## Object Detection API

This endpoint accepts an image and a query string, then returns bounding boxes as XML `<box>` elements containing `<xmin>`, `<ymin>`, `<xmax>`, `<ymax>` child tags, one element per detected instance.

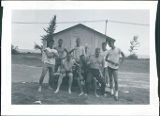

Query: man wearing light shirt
<box><xmin>38</xmin><ymin>40</ymin><xmax>58</xmax><ymax>92</ymax></box>
<box><xmin>105</xmin><ymin>39</ymin><xmax>125</xmax><ymax>101</ymax></box>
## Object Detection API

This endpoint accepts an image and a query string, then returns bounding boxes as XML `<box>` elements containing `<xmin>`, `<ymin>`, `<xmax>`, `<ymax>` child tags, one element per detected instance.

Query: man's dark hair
<box><xmin>58</xmin><ymin>39</ymin><xmax>63</xmax><ymax>42</ymax></box>
<box><xmin>95</xmin><ymin>48</ymin><xmax>100</xmax><ymax>52</ymax></box>
<box><xmin>47</xmin><ymin>40</ymin><xmax>54</xmax><ymax>47</ymax></box>
<box><xmin>102</xmin><ymin>42</ymin><xmax>106</xmax><ymax>46</ymax></box>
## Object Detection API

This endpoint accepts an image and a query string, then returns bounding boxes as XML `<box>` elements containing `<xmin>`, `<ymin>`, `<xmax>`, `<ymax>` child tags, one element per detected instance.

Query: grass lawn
<box><xmin>11</xmin><ymin>54</ymin><xmax>150</xmax><ymax>104</ymax></box>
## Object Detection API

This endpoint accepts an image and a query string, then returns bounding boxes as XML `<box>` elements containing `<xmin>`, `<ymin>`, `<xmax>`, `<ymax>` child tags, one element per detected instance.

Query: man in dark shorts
<box><xmin>86</xmin><ymin>48</ymin><xmax>106</xmax><ymax>97</ymax></box>
<box><xmin>54</xmin><ymin>39</ymin><xmax>66</xmax><ymax>72</ymax></box>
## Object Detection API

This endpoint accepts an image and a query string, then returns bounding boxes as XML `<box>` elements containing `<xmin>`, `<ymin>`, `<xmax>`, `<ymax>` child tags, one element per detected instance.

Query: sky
<box><xmin>12</xmin><ymin>10</ymin><xmax>149</xmax><ymax>57</ymax></box>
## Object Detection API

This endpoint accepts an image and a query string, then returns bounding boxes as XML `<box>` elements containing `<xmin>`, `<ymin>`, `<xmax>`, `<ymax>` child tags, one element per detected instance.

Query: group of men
<box><xmin>38</xmin><ymin>37</ymin><xmax>124</xmax><ymax>101</ymax></box>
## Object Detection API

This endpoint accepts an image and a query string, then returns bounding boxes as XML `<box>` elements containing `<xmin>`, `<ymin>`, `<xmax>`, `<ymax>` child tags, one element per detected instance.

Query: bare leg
<box><xmin>113</xmin><ymin>70</ymin><xmax>118</xmax><ymax>91</ymax></box>
<box><xmin>103</xmin><ymin>68</ymin><xmax>106</xmax><ymax>84</ymax></box>
<box><xmin>54</xmin><ymin>73</ymin><xmax>64</xmax><ymax>93</ymax></box>
<box><xmin>105</xmin><ymin>67</ymin><xmax>110</xmax><ymax>86</ymax></box>
<box><xmin>68</xmin><ymin>73</ymin><xmax>73</xmax><ymax>94</ymax></box>
<box><xmin>108</xmin><ymin>67</ymin><xmax>114</xmax><ymax>95</ymax></box>
<box><xmin>38</xmin><ymin>66</ymin><xmax>48</xmax><ymax>92</ymax></box>
<box><xmin>77</xmin><ymin>71</ymin><xmax>84</xmax><ymax>96</ymax></box>
<box><xmin>112</xmin><ymin>70</ymin><xmax>119</xmax><ymax>100</ymax></box>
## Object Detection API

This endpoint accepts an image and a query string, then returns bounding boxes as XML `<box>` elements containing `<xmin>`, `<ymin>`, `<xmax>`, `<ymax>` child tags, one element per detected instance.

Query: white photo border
<box><xmin>1</xmin><ymin>1</ymin><xmax>159</xmax><ymax>115</ymax></box>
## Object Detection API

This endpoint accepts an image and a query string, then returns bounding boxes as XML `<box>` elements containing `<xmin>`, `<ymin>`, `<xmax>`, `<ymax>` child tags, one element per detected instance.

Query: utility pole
<box><xmin>105</xmin><ymin>19</ymin><xmax>108</xmax><ymax>43</ymax></box>
<box><xmin>105</xmin><ymin>19</ymin><xmax>108</xmax><ymax>35</ymax></box>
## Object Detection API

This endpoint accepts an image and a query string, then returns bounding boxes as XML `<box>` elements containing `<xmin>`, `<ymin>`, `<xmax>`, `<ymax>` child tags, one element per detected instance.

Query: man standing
<box><xmin>86</xmin><ymin>48</ymin><xmax>106</xmax><ymax>97</ymax></box>
<box><xmin>73</xmin><ymin>38</ymin><xmax>86</xmax><ymax>96</ymax></box>
<box><xmin>105</xmin><ymin>39</ymin><xmax>125</xmax><ymax>100</ymax></box>
<box><xmin>38</xmin><ymin>40</ymin><xmax>58</xmax><ymax>92</ymax></box>
<box><xmin>101</xmin><ymin>42</ymin><xmax>109</xmax><ymax>87</ymax></box>
<box><xmin>54</xmin><ymin>39</ymin><xmax>66</xmax><ymax>72</ymax></box>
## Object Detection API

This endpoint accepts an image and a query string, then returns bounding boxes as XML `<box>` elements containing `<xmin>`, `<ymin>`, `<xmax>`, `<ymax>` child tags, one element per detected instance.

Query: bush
<box><xmin>11</xmin><ymin>45</ymin><xmax>19</xmax><ymax>55</ymax></box>
<box><xmin>127</xmin><ymin>54</ymin><xmax>138</xmax><ymax>59</ymax></box>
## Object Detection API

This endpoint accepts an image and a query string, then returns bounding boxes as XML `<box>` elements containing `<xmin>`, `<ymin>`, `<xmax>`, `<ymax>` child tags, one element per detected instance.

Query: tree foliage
<box><xmin>41</xmin><ymin>15</ymin><xmax>56</xmax><ymax>43</ymax></box>
<box><xmin>128</xmin><ymin>36</ymin><xmax>140</xmax><ymax>59</ymax></box>
<box><xmin>34</xmin><ymin>15</ymin><xmax>56</xmax><ymax>54</ymax></box>
<box><xmin>11</xmin><ymin>44</ymin><xmax>19</xmax><ymax>54</ymax></box>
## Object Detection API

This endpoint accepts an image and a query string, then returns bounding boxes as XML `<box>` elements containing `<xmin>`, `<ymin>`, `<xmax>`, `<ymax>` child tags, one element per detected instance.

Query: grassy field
<box><xmin>11</xmin><ymin>54</ymin><xmax>150</xmax><ymax>104</ymax></box>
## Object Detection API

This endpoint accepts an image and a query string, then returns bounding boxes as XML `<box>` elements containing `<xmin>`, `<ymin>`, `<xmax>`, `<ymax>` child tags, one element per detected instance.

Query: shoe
<box><xmin>84</xmin><ymin>93</ymin><xmax>88</xmax><ymax>96</ymax></box>
<box><xmin>95</xmin><ymin>93</ymin><xmax>100</xmax><ymax>98</ymax></box>
<box><xmin>48</xmin><ymin>86</ymin><xmax>53</xmax><ymax>90</ymax></box>
<box><xmin>104</xmin><ymin>93</ymin><xmax>107</xmax><ymax>97</ymax></box>
<box><xmin>79</xmin><ymin>92</ymin><xmax>84</xmax><ymax>96</ymax></box>
<box><xmin>38</xmin><ymin>86</ymin><xmax>42</xmax><ymax>92</ymax></box>
<box><xmin>114</xmin><ymin>91</ymin><xmax>119</xmax><ymax>101</ymax></box>
<box><xmin>33</xmin><ymin>100</ymin><xmax>42</xmax><ymax>104</ymax></box>
<box><xmin>68</xmin><ymin>89</ymin><xmax>72</xmax><ymax>94</ymax></box>
<box><xmin>114</xmin><ymin>96</ymin><xmax>119</xmax><ymax>101</ymax></box>
<box><xmin>54</xmin><ymin>89</ymin><xmax>59</xmax><ymax>94</ymax></box>
<box><xmin>110</xmin><ymin>89</ymin><xmax>114</xmax><ymax>95</ymax></box>
<box><xmin>106</xmin><ymin>83</ymin><xmax>109</xmax><ymax>87</ymax></box>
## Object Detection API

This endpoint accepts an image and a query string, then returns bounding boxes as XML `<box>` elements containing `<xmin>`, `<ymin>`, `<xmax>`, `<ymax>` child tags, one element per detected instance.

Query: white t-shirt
<box><xmin>101</xmin><ymin>50</ymin><xmax>108</xmax><ymax>68</ymax></box>
<box><xmin>42</xmin><ymin>47</ymin><xmax>58</xmax><ymax>65</ymax></box>
<box><xmin>107</xmin><ymin>48</ymin><xmax>121</xmax><ymax>69</ymax></box>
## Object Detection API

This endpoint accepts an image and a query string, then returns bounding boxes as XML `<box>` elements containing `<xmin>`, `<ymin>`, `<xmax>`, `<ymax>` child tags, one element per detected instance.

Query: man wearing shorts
<box><xmin>105</xmin><ymin>39</ymin><xmax>125</xmax><ymax>100</ymax></box>
<box><xmin>54</xmin><ymin>53</ymin><xmax>75</xmax><ymax>94</ymax></box>
<box><xmin>54</xmin><ymin>39</ymin><xmax>66</xmax><ymax>72</ymax></box>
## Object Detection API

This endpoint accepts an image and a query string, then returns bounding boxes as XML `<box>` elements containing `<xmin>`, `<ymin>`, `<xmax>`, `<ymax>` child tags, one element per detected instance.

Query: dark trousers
<box><xmin>86</xmin><ymin>68</ymin><xmax>106</xmax><ymax>95</ymax></box>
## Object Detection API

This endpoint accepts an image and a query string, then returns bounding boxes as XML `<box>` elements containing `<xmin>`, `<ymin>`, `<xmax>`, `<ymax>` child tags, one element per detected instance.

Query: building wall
<box><xmin>54</xmin><ymin>26</ymin><xmax>106</xmax><ymax>55</ymax></box>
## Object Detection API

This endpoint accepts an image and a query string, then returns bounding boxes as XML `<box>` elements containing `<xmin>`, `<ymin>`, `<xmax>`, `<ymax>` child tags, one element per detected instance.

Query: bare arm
<box><xmin>54</xmin><ymin>51</ymin><xmax>59</xmax><ymax>58</ymax></box>
<box><xmin>102</xmin><ymin>57</ymin><xmax>105</xmax><ymax>69</ymax></box>
<box><xmin>99</xmin><ymin>58</ymin><xmax>105</xmax><ymax>78</ymax></box>
<box><xmin>120</xmin><ymin>51</ymin><xmax>125</xmax><ymax>64</ymax></box>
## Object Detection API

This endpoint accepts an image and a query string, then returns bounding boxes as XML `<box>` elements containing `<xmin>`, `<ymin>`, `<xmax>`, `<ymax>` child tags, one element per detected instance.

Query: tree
<box><xmin>11</xmin><ymin>44</ymin><xmax>19</xmax><ymax>54</ymax></box>
<box><xmin>34</xmin><ymin>15</ymin><xmax>57</xmax><ymax>53</ymax></box>
<box><xmin>41</xmin><ymin>15</ymin><xmax>56</xmax><ymax>45</ymax></box>
<box><xmin>128</xmin><ymin>36</ymin><xmax>140</xmax><ymax>59</ymax></box>
<box><xmin>40</xmin><ymin>15</ymin><xmax>57</xmax><ymax>88</ymax></box>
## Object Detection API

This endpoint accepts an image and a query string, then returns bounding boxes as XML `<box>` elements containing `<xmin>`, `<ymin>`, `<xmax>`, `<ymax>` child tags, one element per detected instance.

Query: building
<box><xmin>46</xmin><ymin>24</ymin><xmax>115</xmax><ymax>55</ymax></box>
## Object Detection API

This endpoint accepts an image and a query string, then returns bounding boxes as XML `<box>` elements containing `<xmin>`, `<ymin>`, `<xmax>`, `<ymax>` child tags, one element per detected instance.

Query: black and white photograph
<box><xmin>1</xmin><ymin>1</ymin><xmax>159</xmax><ymax>115</ymax></box>
<box><xmin>11</xmin><ymin>9</ymin><xmax>150</xmax><ymax>104</ymax></box>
